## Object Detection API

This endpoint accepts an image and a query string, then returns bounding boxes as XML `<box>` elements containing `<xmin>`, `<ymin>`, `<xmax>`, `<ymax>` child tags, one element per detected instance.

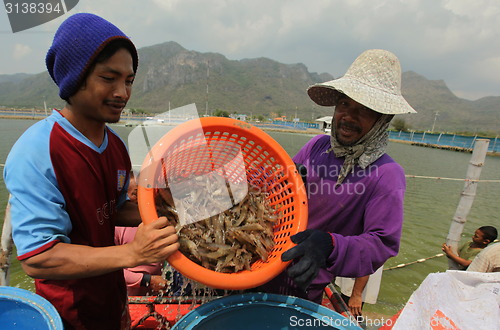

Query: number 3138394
<box><xmin>5</xmin><ymin>2</ymin><xmax>62</xmax><ymax>14</ymax></box>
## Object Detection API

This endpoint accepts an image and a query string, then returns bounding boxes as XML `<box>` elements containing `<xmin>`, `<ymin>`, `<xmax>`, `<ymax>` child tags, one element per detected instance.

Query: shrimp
<box><xmin>155</xmin><ymin>177</ymin><xmax>279</xmax><ymax>273</ymax></box>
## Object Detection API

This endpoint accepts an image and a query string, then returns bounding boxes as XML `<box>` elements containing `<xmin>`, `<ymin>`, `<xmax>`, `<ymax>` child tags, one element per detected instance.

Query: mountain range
<box><xmin>0</xmin><ymin>41</ymin><xmax>498</xmax><ymax>134</ymax></box>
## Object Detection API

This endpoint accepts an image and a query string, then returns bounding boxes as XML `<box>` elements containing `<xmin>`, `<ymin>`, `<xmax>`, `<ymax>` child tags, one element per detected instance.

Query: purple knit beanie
<box><xmin>46</xmin><ymin>13</ymin><xmax>138</xmax><ymax>100</ymax></box>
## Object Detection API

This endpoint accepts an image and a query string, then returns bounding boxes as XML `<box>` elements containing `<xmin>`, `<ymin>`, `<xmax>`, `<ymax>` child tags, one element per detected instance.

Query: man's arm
<box><xmin>348</xmin><ymin>276</ymin><xmax>369</xmax><ymax>317</ymax></box>
<box><xmin>441</xmin><ymin>244</ymin><xmax>472</xmax><ymax>268</ymax></box>
<box><xmin>20</xmin><ymin>217</ymin><xmax>178</xmax><ymax>280</ymax></box>
<box><xmin>327</xmin><ymin>188</ymin><xmax>404</xmax><ymax>278</ymax></box>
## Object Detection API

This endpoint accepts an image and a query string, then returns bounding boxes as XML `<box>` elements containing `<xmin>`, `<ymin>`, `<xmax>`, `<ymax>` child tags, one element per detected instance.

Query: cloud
<box><xmin>13</xmin><ymin>44</ymin><xmax>32</xmax><ymax>60</ymax></box>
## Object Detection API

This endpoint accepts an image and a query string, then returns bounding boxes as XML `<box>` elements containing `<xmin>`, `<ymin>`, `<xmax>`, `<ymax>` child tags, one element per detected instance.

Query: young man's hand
<box><xmin>129</xmin><ymin>217</ymin><xmax>179</xmax><ymax>266</ymax></box>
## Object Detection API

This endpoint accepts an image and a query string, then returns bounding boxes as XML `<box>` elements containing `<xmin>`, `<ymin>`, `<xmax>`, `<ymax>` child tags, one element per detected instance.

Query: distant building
<box><xmin>230</xmin><ymin>114</ymin><xmax>247</xmax><ymax>121</ymax></box>
<box><xmin>315</xmin><ymin>116</ymin><xmax>333</xmax><ymax>133</ymax></box>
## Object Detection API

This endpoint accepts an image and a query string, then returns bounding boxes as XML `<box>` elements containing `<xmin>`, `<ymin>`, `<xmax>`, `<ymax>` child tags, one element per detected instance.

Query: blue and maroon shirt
<box><xmin>4</xmin><ymin>110</ymin><xmax>131</xmax><ymax>329</ymax></box>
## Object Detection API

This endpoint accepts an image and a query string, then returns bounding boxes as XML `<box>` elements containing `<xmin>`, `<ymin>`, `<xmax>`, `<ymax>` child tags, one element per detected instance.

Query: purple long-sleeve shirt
<box><xmin>259</xmin><ymin>134</ymin><xmax>405</xmax><ymax>303</ymax></box>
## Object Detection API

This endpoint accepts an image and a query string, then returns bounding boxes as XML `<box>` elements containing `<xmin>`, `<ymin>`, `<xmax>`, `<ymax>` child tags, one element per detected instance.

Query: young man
<box><xmin>442</xmin><ymin>226</ymin><xmax>497</xmax><ymax>270</ymax></box>
<box><xmin>260</xmin><ymin>49</ymin><xmax>417</xmax><ymax>304</ymax></box>
<box><xmin>3</xmin><ymin>13</ymin><xmax>179</xmax><ymax>329</ymax></box>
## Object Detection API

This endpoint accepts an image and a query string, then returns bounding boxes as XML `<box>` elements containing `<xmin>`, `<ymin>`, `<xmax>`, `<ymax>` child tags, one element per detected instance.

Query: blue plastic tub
<box><xmin>0</xmin><ymin>286</ymin><xmax>63</xmax><ymax>329</ymax></box>
<box><xmin>172</xmin><ymin>293</ymin><xmax>362</xmax><ymax>329</ymax></box>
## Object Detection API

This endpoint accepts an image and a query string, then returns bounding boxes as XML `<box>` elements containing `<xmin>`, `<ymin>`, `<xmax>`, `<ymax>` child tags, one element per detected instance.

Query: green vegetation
<box><xmin>127</xmin><ymin>108</ymin><xmax>150</xmax><ymax>115</ymax></box>
<box><xmin>392</xmin><ymin>118</ymin><xmax>410</xmax><ymax>132</ymax></box>
<box><xmin>213</xmin><ymin>109</ymin><xmax>230</xmax><ymax>117</ymax></box>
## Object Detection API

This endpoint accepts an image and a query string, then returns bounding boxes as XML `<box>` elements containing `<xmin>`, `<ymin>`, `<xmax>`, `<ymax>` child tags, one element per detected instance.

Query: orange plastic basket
<box><xmin>137</xmin><ymin>117</ymin><xmax>308</xmax><ymax>290</ymax></box>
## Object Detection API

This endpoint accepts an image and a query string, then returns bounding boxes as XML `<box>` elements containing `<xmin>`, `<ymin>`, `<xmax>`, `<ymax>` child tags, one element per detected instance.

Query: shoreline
<box><xmin>389</xmin><ymin>139</ymin><xmax>500</xmax><ymax>157</ymax></box>
<box><xmin>0</xmin><ymin>114</ymin><xmax>324</xmax><ymax>135</ymax></box>
<box><xmin>2</xmin><ymin>116</ymin><xmax>497</xmax><ymax>156</ymax></box>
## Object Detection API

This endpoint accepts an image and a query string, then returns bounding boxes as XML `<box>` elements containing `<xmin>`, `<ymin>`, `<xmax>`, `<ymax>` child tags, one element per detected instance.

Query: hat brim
<box><xmin>307</xmin><ymin>77</ymin><xmax>417</xmax><ymax>115</ymax></box>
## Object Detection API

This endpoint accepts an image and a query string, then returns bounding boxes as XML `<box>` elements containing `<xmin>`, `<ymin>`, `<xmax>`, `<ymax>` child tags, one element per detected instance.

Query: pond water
<box><xmin>1</xmin><ymin>118</ymin><xmax>499</xmax><ymax>317</ymax></box>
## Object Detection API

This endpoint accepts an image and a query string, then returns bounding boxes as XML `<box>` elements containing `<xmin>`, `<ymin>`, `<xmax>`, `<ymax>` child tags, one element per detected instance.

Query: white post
<box><xmin>1</xmin><ymin>201</ymin><xmax>13</xmax><ymax>286</ymax></box>
<box><xmin>470</xmin><ymin>135</ymin><xmax>478</xmax><ymax>148</ymax></box>
<box><xmin>446</xmin><ymin>139</ymin><xmax>490</xmax><ymax>269</ymax></box>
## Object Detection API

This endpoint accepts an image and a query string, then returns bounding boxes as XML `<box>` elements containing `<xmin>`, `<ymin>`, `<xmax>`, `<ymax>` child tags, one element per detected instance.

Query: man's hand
<box><xmin>348</xmin><ymin>294</ymin><xmax>363</xmax><ymax>318</ymax></box>
<box><xmin>128</xmin><ymin>217</ymin><xmax>179</xmax><ymax>266</ymax></box>
<box><xmin>281</xmin><ymin>229</ymin><xmax>333</xmax><ymax>291</ymax></box>
<box><xmin>348</xmin><ymin>275</ymin><xmax>369</xmax><ymax>318</ymax></box>
<box><xmin>149</xmin><ymin>275</ymin><xmax>168</xmax><ymax>292</ymax></box>
<box><xmin>441</xmin><ymin>243</ymin><xmax>472</xmax><ymax>268</ymax></box>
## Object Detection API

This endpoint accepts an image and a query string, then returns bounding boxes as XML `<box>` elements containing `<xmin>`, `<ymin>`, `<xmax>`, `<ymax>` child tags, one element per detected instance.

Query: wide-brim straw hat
<box><xmin>307</xmin><ymin>49</ymin><xmax>417</xmax><ymax>115</ymax></box>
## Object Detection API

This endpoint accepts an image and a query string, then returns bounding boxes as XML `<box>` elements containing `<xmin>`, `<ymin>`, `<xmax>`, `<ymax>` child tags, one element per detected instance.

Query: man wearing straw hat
<box><xmin>261</xmin><ymin>49</ymin><xmax>416</xmax><ymax>304</ymax></box>
<box><xmin>4</xmin><ymin>13</ymin><xmax>179</xmax><ymax>329</ymax></box>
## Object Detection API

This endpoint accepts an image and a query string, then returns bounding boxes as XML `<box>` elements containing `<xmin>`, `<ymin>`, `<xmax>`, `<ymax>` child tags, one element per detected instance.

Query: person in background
<box><xmin>259</xmin><ymin>49</ymin><xmax>417</xmax><ymax>304</ymax></box>
<box><xmin>3</xmin><ymin>13</ymin><xmax>178</xmax><ymax>329</ymax></box>
<box><xmin>467</xmin><ymin>242</ymin><xmax>500</xmax><ymax>272</ymax></box>
<box><xmin>127</xmin><ymin>173</ymin><xmax>138</xmax><ymax>203</ymax></box>
<box><xmin>115</xmin><ymin>225</ymin><xmax>171</xmax><ymax>296</ymax></box>
<box><xmin>442</xmin><ymin>226</ymin><xmax>497</xmax><ymax>270</ymax></box>
<box><xmin>335</xmin><ymin>266</ymin><xmax>384</xmax><ymax>318</ymax></box>
<box><xmin>115</xmin><ymin>174</ymin><xmax>169</xmax><ymax>296</ymax></box>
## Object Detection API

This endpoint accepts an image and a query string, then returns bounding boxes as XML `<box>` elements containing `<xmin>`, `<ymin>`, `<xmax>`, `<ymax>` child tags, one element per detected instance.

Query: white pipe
<box><xmin>446</xmin><ymin>139</ymin><xmax>490</xmax><ymax>270</ymax></box>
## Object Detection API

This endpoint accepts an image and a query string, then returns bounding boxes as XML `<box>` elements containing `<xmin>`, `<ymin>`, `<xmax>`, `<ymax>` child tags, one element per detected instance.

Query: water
<box><xmin>1</xmin><ymin>118</ymin><xmax>500</xmax><ymax>318</ymax></box>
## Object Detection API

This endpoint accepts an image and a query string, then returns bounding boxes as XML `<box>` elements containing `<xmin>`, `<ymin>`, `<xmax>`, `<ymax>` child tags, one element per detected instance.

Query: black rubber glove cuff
<box><xmin>294</xmin><ymin>162</ymin><xmax>307</xmax><ymax>186</ymax></box>
<box><xmin>281</xmin><ymin>229</ymin><xmax>333</xmax><ymax>291</ymax></box>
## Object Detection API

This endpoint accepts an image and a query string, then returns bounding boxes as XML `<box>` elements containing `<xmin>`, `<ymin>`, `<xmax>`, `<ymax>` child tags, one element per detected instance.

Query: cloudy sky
<box><xmin>1</xmin><ymin>0</ymin><xmax>499</xmax><ymax>100</ymax></box>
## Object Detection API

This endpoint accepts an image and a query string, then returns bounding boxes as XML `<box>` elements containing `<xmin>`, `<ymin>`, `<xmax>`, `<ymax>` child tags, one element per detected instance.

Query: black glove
<box><xmin>281</xmin><ymin>229</ymin><xmax>333</xmax><ymax>291</ymax></box>
<box><xmin>294</xmin><ymin>162</ymin><xmax>307</xmax><ymax>186</ymax></box>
